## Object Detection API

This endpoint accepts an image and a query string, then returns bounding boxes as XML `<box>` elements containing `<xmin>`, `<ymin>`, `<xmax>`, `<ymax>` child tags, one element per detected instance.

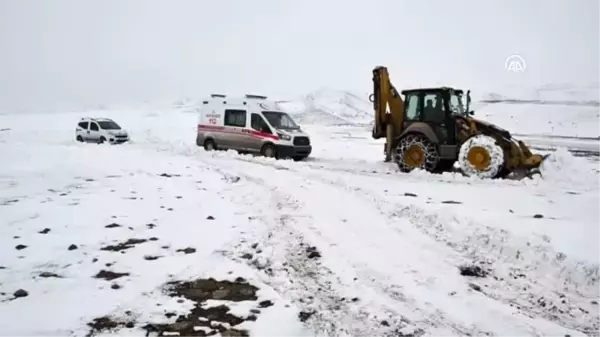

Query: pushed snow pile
<box><xmin>277</xmin><ymin>88</ymin><xmax>373</xmax><ymax>126</ymax></box>
<box><xmin>540</xmin><ymin>147</ymin><xmax>599</xmax><ymax>187</ymax></box>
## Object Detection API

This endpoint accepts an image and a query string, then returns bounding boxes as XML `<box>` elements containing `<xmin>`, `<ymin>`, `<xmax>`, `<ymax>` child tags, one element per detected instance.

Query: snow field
<box><xmin>0</xmin><ymin>99</ymin><xmax>598</xmax><ymax>336</ymax></box>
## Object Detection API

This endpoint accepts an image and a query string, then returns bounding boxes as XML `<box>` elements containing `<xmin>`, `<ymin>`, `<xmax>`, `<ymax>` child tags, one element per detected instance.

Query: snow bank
<box><xmin>540</xmin><ymin>147</ymin><xmax>599</xmax><ymax>187</ymax></box>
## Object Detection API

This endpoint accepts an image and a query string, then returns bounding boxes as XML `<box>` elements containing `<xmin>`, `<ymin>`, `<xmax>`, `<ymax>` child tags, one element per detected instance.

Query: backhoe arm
<box><xmin>370</xmin><ymin>66</ymin><xmax>405</xmax><ymax>161</ymax></box>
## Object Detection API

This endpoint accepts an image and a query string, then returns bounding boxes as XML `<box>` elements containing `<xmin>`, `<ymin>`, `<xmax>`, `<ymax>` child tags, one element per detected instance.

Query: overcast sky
<box><xmin>0</xmin><ymin>0</ymin><xmax>598</xmax><ymax>111</ymax></box>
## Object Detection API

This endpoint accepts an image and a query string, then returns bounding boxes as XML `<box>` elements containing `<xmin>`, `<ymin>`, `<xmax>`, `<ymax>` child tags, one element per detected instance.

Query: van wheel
<box><xmin>98</xmin><ymin>136</ymin><xmax>106</xmax><ymax>144</ymax></box>
<box><xmin>76</xmin><ymin>135</ymin><xmax>83</xmax><ymax>142</ymax></box>
<box><xmin>261</xmin><ymin>144</ymin><xmax>276</xmax><ymax>158</ymax></box>
<box><xmin>204</xmin><ymin>139</ymin><xmax>216</xmax><ymax>151</ymax></box>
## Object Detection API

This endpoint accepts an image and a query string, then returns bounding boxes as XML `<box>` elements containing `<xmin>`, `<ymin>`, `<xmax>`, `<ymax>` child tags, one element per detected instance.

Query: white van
<box><xmin>75</xmin><ymin>117</ymin><xmax>129</xmax><ymax>144</ymax></box>
<box><xmin>196</xmin><ymin>94</ymin><xmax>312</xmax><ymax>160</ymax></box>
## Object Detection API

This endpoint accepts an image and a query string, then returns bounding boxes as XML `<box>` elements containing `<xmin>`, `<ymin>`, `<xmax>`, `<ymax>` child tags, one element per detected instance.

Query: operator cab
<box><xmin>400</xmin><ymin>87</ymin><xmax>472</xmax><ymax>146</ymax></box>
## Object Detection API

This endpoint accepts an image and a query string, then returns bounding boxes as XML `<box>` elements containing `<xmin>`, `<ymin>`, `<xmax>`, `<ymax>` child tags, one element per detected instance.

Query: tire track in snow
<box><xmin>205</xmin><ymin>165</ymin><xmax>417</xmax><ymax>336</ymax></box>
<box><xmin>199</xmin><ymin>155</ymin><xmax>500</xmax><ymax>336</ymax></box>
<box><xmin>134</xmin><ymin>140</ymin><xmax>594</xmax><ymax>335</ymax></box>
<box><xmin>273</xmin><ymin>163</ymin><xmax>599</xmax><ymax>335</ymax></box>
<box><xmin>219</xmin><ymin>154</ymin><xmax>596</xmax><ymax>336</ymax></box>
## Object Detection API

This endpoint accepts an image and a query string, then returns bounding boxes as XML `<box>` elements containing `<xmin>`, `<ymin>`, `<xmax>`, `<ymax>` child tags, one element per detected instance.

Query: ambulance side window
<box><xmin>224</xmin><ymin>109</ymin><xmax>246</xmax><ymax>127</ymax></box>
<box><xmin>251</xmin><ymin>114</ymin><xmax>272</xmax><ymax>134</ymax></box>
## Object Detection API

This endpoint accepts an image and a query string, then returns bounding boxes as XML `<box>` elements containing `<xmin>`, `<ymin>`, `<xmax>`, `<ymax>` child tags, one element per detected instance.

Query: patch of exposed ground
<box><xmin>87</xmin><ymin>277</ymin><xmax>267</xmax><ymax>337</ymax></box>
<box><xmin>86</xmin><ymin>315</ymin><xmax>135</xmax><ymax>337</ymax></box>
<box><xmin>101</xmin><ymin>238</ymin><xmax>148</xmax><ymax>252</ymax></box>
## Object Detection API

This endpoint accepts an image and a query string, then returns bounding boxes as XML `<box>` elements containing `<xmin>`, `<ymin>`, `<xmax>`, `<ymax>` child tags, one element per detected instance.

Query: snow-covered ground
<box><xmin>0</xmin><ymin>93</ymin><xmax>599</xmax><ymax>336</ymax></box>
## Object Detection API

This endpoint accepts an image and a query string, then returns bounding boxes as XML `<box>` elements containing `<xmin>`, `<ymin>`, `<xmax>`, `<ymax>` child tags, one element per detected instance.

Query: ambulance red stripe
<box><xmin>197</xmin><ymin>124</ymin><xmax>279</xmax><ymax>141</ymax></box>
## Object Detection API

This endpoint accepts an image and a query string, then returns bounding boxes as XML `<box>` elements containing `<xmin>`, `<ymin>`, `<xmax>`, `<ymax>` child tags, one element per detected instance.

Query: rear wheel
<box><xmin>457</xmin><ymin>134</ymin><xmax>504</xmax><ymax>179</ymax></box>
<box><xmin>395</xmin><ymin>134</ymin><xmax>439</xmax><ymax>173</ymax></box>
<box><xmin>76</xmin><ymin>135</ymin><xmax>83</xmax><ymax>142</ymax></box>
<box><xmin>204</xmin><ymin>139</ymin><xmax>216</xmax><ymax>151</ymax></box>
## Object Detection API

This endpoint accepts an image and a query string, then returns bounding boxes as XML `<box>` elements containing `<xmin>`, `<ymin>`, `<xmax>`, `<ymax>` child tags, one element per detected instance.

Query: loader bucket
<box><xmin>506</xmin><ymin>139</ymin><xmax>551</xmax><ymax>179</ymax></box>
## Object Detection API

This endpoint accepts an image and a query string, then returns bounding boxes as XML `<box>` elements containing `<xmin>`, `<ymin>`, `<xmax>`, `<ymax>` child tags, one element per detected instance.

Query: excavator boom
<box><xmin>370</xmin><ymin>66</ymin><xmax>405</xmax><ymax>161</ymax></box>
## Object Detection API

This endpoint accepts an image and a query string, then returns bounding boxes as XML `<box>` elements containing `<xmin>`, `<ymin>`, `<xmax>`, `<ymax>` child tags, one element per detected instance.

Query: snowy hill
<box><xmin>276</xmin><ymin>88</ymin><xmax>373</xmax><ymax>126</ymax></box>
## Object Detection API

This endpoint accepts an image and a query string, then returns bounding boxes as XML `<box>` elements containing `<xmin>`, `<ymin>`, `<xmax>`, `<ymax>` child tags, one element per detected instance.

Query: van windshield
<box><xmin>262</xmin><ymin>111</ymin><xmax>299</xmax><ymax>130</ymax></box>
<box><xmin>97</xmin><ymin>121</ymin><xmax>121</xmax><ymax>130</ymax></box>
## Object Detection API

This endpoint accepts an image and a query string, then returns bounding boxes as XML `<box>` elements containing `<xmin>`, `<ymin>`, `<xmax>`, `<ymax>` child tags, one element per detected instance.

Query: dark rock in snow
<box><xmin>258</xmin><ymin>300</ymin><xmax>274</xmax><ymax>308</ymax></box>
<box><xmin>404</xmin><ymin>192</ymin><xmax>418</xmax><ymax>197</ymax></box>
<box><xmin>105</xmin><ymin>223</ymin><xmax>121</xmax><ymax>228</ymax></box>
<box><xmin>306</xmin><ymin>246</ymin><xmax>321</xmax><ymax>259</ymax></box>
<box><xmin>442</xmin><ymin>200</ymin><xmax>462</xmax><ymax>204</ymax></box>
<box><xmin>533</xmin><ymin>214</ymin><xmax>544</xmax><ymax>219</ymax></box>
<box><xmin>459</xmin><ymin>265</ymin><xmax>489</xmax><ymax>278</ymax></box>
<box><xmin>207</xmin><ymin>215</ymin><xmax>215</xmax><ymax>220</ymax></box>
<box><xmin>38</xmin><ymin>228</ymin><xmax>51</xmax><ymax>234</ymax></box>
<box><xmin>15</xmin><ymin>244</ymin><xmax>27</xmax><ymax>250</ymax></box>
<box><xmin>298</xmin><ymin>311</ymin><xmax>315</xmax><ymax>322</ymax></box>
<box><xmin>94</xmin><ymin>270</ymin><xmax>130</xmax><ymax>281</ymax></box>
<box><xmin>13</xmin><ymin>289</ymin><xmax>28</xmax><ymax>298</ymax></box>
<box><xmin>176</xmin><ymin>247</ymin><xmax>196</xmax><ymax>254</ymax></box>
<box><xmin>68</xmin><ymin>244</ymin><xmax>78</xmax><ymax>251</ymax></box>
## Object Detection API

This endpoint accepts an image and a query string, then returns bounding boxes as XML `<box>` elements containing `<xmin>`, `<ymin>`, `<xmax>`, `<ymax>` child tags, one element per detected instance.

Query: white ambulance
<box><xmin>196</xmin><ymin>94</ymin><xmax>312</xmax><ymax>160</ymax></box>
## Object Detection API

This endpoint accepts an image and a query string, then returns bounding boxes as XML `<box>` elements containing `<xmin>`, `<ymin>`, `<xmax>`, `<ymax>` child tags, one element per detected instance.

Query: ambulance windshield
<box><xmin>262</xmin><ymin>111</ymin><xmax>299</xmax><ymax>130</ymax></box>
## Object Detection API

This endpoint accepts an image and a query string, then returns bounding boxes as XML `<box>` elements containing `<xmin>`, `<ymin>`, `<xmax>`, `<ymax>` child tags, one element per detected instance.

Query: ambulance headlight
<box><xmin>277</xmin><ymin>132</ymin><xmax>291</xmax><ymax>141</ymax></box>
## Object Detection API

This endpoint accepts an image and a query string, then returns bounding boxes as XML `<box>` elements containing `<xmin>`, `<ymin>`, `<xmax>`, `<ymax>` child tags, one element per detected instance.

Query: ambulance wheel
<box><xmin>204</xmin><ymin>139</ymin><xmax>216</xmax><ymax>151</ymax></box>
<box><xmin>261</xmin><ymin>144</ymin><xmax>276</xmax><ymax>158</ymax></box>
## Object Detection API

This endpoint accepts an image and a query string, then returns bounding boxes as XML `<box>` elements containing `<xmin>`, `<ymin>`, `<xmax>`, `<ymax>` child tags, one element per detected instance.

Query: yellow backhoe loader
<box><xmin>370</xmin><ymin>66</ymin><xmax>549</xmax><ymax>179</ymax></box>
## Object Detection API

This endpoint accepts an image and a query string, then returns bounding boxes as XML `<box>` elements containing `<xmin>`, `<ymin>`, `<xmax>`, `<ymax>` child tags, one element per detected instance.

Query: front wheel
<box><xmin>261</xmin><ymin>144</ymin><xmax>276</xmax><ymax>158</ymax></box>
<box><xmin>395</xmin><ymin>134</ymin><xmax>439</xmax><ymax>173</ymax></box>
<box><xmin>97</xmin><ymin>136</ymin><xmax>106</xmax><ymax>144</ymax></box>
<box><xmin>457</xmin><ymin>134</ymin><xmax>504</xmax><ymax>179</ymax></box>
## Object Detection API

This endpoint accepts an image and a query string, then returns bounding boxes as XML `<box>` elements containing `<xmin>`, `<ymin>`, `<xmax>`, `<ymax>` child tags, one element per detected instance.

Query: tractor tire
<box><xmin>395</xmin><ymin>134</ymin><xmax>440</xmax><ymax>173</ymax></box>
<box><xmin>457</xmin><ymin>134</ymin><xmax>504</xmax><ymax>179</ymax></box>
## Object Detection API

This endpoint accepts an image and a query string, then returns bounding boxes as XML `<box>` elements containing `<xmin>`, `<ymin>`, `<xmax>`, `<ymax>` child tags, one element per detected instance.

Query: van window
<box><xmin>90</xmin><ymin>122</ymin><xmax>99</xmax><ymax>131</ymax></box>
<box><xmin>262</xmin><ymin>111</ymin><xmax>299</xmax><ymax>130</ymax></box>
<box><xmin>78</xmin><ymin>122</ymin><xmax>89</xmax><ymax>129</ymax></box>
<box><xmin>97</xmin><ymin>120</ymin><xmax>121</xmax><ymax>130</ymax></box>
<box><xmin>224</xmin><ymin>109</ymin><xmax>246</xmax><ymax>127</ymax></box>
<box><xmin>251</xmin><ymin>114</ymin><xmax>272</xmax><ymax>134</ymax></box>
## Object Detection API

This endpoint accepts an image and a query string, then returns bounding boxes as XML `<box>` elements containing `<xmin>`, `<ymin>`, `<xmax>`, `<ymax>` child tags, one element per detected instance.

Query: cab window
<box><xmin>224</xmin><ymin>109</ymin><xmax>246</xmax><ymax>127</ymax></box>
<box><xmin>78</xmin><ymin>122</ymin><xmax>89</xmax><ymax>129</ymax></box>
<box><xmin>404</xmin><ymin>94</ymin><xmax>420</xmax><ymax>121</ymax></box>
<box><xmin>90</xmin><ymin>122</ymin><xmax>99</xmax><ymax>131</ymax></box>
<box><xmin>251</xmin><ymin>114</ymin><xmax>272</xmax><ymax>134</ymax></box>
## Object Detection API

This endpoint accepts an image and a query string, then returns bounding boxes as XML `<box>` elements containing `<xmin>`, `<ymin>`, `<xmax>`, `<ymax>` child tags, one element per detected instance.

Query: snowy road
<box><xmin>0</xmin><ymin>110</ymin><xmax>598</xmax><ymax>336</ymax></box>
